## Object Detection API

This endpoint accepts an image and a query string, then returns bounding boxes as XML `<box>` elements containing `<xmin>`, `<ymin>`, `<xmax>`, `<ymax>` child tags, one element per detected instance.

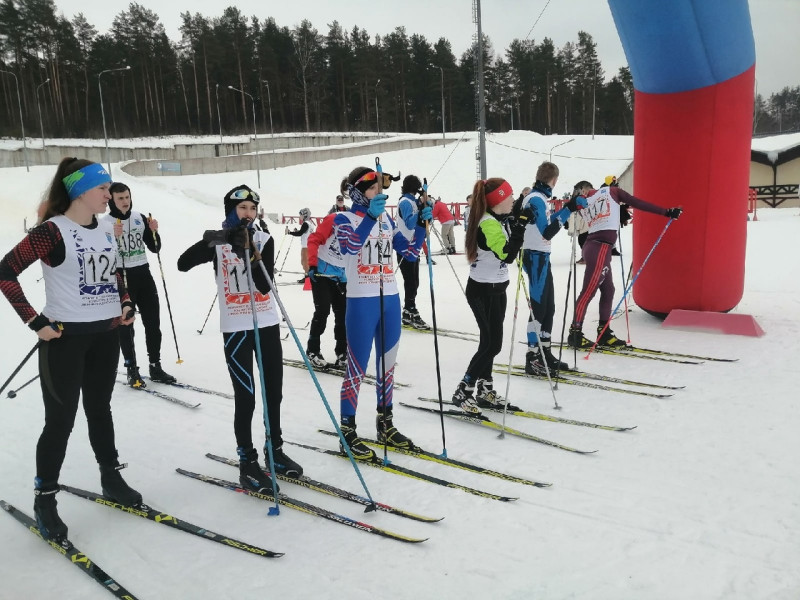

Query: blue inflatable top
<box><xmin>608</xmin><ymin>0</ymin><xmax>755</xmax><ymax>94</ymax></box>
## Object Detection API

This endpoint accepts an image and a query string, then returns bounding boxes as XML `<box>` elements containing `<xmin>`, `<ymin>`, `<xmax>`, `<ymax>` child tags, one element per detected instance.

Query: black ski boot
<box><xmin>100</xmin><ymin>462</ymin><xmax>142</xmax><ymax>506</ymax></box>
<box><xmin>451</xmin><ymin>379</ymin><xmax>481</xmax><ymax>414</ymax></box>
<box><xmin>525</xmin><ymin>349</ymin><xmax>549</xmax><ymax>375</ymax></box>
<box><xmin>126</xmin><ymin>364</ymin><xmax>146</xmax><ymax>388</ymax></box>
<box><xmin>542</xmin><ymin>343</ymin><xmax>570</xmax><ymax>371</ymax></box>
<box><xmin>567</xmin><ymin>325</ymin><xmax>593</xmax><ymax>349</ymax></box>
<box><xmin>237</xmin><ymin>447</ymin><xmax>278</xmax><ymax>493</ymax></box>
<box><xmin>376</xmin><ymin>408</ymin><xmax>416</xmax><ymax>449</ymax></box>
<box><xmin>269</xmin><ymin>445</ymin><xmax>304</xmax><ymax>478</ymax></box>
<box><xmin>33</xmin><ymin>479</ymin><xmax>68</xmax><ymax>543</ymax></box>
<box><xmin>340</xmin><ymin>423</ymin><xmax>376</xmax><ymax>461</ymax></box>
<box><xmin>149</xmin><ymin>362</ymin><xmax>176</xmax><ymax>384</ymax></box>
<box><xmin>475</xmin><ymin>379</ymin><xmax>509</xmax><ymax>408</ymax></box>
<box><xmin>596</xmin><ymin>324</ymin><xmax>629</xmax><ymax>347</ymax></box>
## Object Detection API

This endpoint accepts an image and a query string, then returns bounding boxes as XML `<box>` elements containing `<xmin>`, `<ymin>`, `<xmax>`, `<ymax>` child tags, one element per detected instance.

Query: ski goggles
<box><xmin>230</xmin><ymin>188</ymin><xmax>260</xmax><ymax>202</ymax></box>
<box><xmin>354</xmin><ymin>171</ymin><xmax>380</xmax><ymax>186</ymax></box>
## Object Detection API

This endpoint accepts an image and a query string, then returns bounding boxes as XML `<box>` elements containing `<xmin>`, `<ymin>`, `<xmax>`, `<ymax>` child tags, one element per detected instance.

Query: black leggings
<box><xmin>465</xmin><ymin>279</ymin><xmax>509</xmax><ymax>381</ymax></box>
<box><xmin>119</xmin><ymin>265</ymin><xmax>162</xmax><ymax>366</ymax></box>
<box><xmin>308</xmin><ymin>277</ymin><xmax>347</xmax><ymax>356</ymax></box>
<box><xmin>396</xmin><ymin>254</ymin><xmax>420</xmax><ymax>311</ymax></box>
<box><xmin>223</xmin><ymin>325</ymin><xmax>283</xmax><ymax>451</ymax></box>
<box><xmin>36</xmin><ymin>329</ymin><xmax>121</xmax><ymax>484</ymax></box>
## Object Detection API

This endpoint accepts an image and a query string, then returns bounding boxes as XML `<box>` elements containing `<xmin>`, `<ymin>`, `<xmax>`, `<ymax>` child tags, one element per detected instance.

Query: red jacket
<box><xmin>432</xmin><ymin>201</ymin><xmax>454</xmax><ymax>223</ymax></box>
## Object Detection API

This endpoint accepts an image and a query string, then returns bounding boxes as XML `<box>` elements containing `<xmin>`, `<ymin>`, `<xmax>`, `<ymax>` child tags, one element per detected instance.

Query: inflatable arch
<box><xmin>608</xmin><ymin>0</ymin><xmax>755</xmax><ymax>313</ymax></box>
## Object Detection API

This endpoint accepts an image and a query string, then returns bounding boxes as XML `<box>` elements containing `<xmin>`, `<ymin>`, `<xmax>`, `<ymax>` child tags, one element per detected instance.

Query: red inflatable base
<box><xmin>661</xmin><ymin>309</ymin><xmax>764</xmax><ymax>337</ymax></box>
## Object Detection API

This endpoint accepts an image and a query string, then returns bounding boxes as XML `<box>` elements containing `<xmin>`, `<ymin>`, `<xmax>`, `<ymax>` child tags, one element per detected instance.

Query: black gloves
<box><xmin>509</xmin><ymin>208</ymin><xmax>534</xmax><ymax>245</ymax></box>
<box><xmin>511</xmin><ymin>195</ymin><xmax>524</xmax><ymax>219</ymax></box>
<box><xmin>203</xmin><ymin>224</ymin><xmax>254</xmax><ymax>259</ymax></box>
<box><xmin>665</xmin><ymin>207</ymin><xmax>683</xmax><ymax>219</ymax></box>
<box><xmin>620</xmin><ymin>204</ymin><xmax>631</xmax><ymax>227</ymax></box>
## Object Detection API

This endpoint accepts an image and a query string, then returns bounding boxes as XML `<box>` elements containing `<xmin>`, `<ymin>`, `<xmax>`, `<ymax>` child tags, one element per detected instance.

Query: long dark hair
<box><xmin>465</xmin><ymin>177</ymin><xmax>506</xmax><ymax>263</ymax></box>
<box><xmin>41</xmin><ymin>157</ymin><xmax>93</xmax><ymax>222</ymax></box>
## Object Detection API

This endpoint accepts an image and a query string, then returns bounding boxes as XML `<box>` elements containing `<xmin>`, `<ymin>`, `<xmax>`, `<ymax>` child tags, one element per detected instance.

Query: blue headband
<box><xmin>62</xmin><ymin>164</ymin><xmax>112</xmax><ymax>200</ymax></box>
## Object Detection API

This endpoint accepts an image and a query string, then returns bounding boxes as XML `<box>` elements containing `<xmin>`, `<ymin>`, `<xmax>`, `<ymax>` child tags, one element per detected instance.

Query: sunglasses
<box><xmin>354</xmin><ymin>171</ymin><xmax>379</xmax><ymax>186</ymax></box>
<box><xmin>230</xmin><ymin>188</ymin><xmax>260</xmax><ymax>202</ymax></box>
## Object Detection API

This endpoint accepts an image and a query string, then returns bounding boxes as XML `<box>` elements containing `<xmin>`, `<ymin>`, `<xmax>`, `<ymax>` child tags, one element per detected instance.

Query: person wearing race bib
<box><xmin>0</xmin><ymin>157</ymin><xmax>143</xmax><ymax>543</ymax></box>
<box><xmin>395</xmin><ymin>174</ymin><xmax>431</xmax><ymax>330</ymax></box>
<box><xmin>567</xmin><ymin>177</ymin><xmax>683</xmax><ymax>348</ymax></box>
<box><xmin>103</xmin><ymin>182</ymin><xmax>175</xmax><ymax>388</ymax></box>
<box><xmin>287</xmin><ymin>207</ymin><xmax>315</xmax><ymax>282</ymax></box>
<box><xmin>518</xmin><ymin>162</ymin><xmax>584</xmax><ymax>376</ymax></box>
<box><xmin>450</xmin><ymin>178</ymin><xmax>531</xmax><ymax>415</ymax></box>
<box><xmin>305</xmin><ymin>211</ymin><xmax>347</xmax><ymax>370</ymax></box>
<box><xmin>177</xmin><ymin>185</ymin><xmax>303</xmax><ymax>492</ymax></box>
<box><xmin>334</xmin><ymin>166</ymin><xmax>430</xmax><ymax>459</ymax></box>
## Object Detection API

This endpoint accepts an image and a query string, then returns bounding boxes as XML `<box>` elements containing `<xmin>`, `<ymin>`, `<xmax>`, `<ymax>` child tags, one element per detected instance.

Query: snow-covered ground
<box><xmin>0</xmin><ymin>132</ymin><xmax>798</xmax><ymax>599</ymax></box>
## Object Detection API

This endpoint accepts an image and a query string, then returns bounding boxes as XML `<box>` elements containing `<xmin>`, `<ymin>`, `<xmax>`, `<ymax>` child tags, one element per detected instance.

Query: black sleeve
<box><xmin>287</xmin><ymin>222</ymin><xmax>309</xmax><ymax>237</ymax></box>
<box><xmin>177</xmin><ymin>239</ymin><xmax>215</xmax><ymax>272</ymax></box>
<box><xmin>542</xmin><ymin>219</ymin><xmax>563</xmax><ymax>241</ymax></box>
<box><xmin>142</xmin><ymin>214</ymin><xmax>161</xmax><ymax>253</ymax></box>
<box><xmin>251</xmin><ymin>235</ymin><xmax>274</xmax><ymax>295</ymax></box>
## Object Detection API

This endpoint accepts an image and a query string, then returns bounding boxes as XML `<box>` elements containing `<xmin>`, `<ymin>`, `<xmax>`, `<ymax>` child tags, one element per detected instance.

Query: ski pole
<box><xmin>428</xmin><ymin>223</ymin><xmax>466</xmax><ymax>297</ymax></box>
<box><xmin>197</xmin><ymin>292</ymin><xmax>217</xmax><ymax>334</ymax></box>
<box><xmin>7</xmin><ymin>373</ymin><xmax>40</xmax><ymax>398</ymax></box>
<box><xmin>149</xmin><ymin>214</ymin><xmax>183</xmax><ymax>364</ymax></box>
<box><xmin>423</xmin><ymin>177</ymin><xmax>448</xmax><ymax>458</ymax></box>
<box><xmin>555</xmin><ymin>215</ymin><xmax>578</xmax><ymax>384</ymax></box>
<box><xmin>241</xmin><ymin>232</ymin><xmax>280</xmax><ymax>516</ymax></box>
<box><xmin>519</xmin><ymin>262</ymin><xmax>561</xmax><ymax>410</ymax></box>
<box><xmin>375</xmin><ymin>157</ymin><xmax>391</xmax><ymax>465</ymax></box>
<box><xmin>617</xmin><ymin>225</ymin><xmax>632</xmax><ymax>343</ymax></box>
<box><xmin>0</xmin><ymin>340</ymin><xmax>42</xmax><ymax>397</ymax></box>
<box><xmin>587</xmin><ymin>218</ymin><xmax>675</xmax><ymax>359</ymax></box>
<box><xmin>499</xmin><ymin>261</ymin><xmax>525</xmax><ymax>436</ymax></box>
<box><xmin>273</xmin><ymin>227</ymin><xmax>289</xmax><ymax>270</ymax></box>
<box><xmin>276</xmin><ymin>232</ymin><xmax>294</xmax><ymax>274</ymax></box>
<box><xmin>251</xmin><ymin>237</ymin><xmax>377</xmax><ymax>510</ymax></box>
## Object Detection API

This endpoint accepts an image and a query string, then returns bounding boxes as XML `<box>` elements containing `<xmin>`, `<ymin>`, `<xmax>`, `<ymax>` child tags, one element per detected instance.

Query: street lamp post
<box><xmin>0</xmin><ymin>69</ymin><xmax>29</xmax><ymax>171</ymax></box>
<box><xmin>229</xmin><ymin>85</ymin><xmax>261</xmax><ymax>188</ymax></box>
<box><xmin>438</xmin><ymin>66</ymin><xmax>445</xmax><ymax>140</ymax></box>
<box><xmin>549</xmin><ymin>138</ymin><xmax>575</xmax><ymax>162</ymax></box>
<box><xmin>36</xmin><ymin>78</ymin><xmax>50</xmax><ymax>150</ymax></box>
<box><xmin>375</xmin><ymin>79</ymin><xmax>381</xmax><ymax>137</ymax></box>
<box><xmin>262</xmin><ymin>80</ymin><xmax>276</xmax><ymax>170</ymax></box>
<box><xmin>99</xmin><ymin>65</ymin><xmax>130</xmax><ymax>175</ymax></box>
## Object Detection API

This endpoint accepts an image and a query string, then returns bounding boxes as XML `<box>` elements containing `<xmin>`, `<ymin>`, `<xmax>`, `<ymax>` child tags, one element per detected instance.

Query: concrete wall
<box><xmin>0</xmin><ymin>133</ymin><xmax>383</xmax><ymax>168</ymax></box>
<box><xmin>121</xmin><ymin>137</ymin><xmax>448</xmax><ymax>177</ymax></box>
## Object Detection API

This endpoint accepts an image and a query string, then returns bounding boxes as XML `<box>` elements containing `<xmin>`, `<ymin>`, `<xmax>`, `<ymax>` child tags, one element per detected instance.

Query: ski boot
<box><xmin>237</xmin><ymin>447</ymin><xmax>278</xmax><ymax>493</ymax></box>
<box><xmin>33</xmin><ymin>479</ymin><xmax>68</xmax><ymax>543</ymax></box>
<box><xmin>596</xmin><ymin>324</ymin><xmax>629</xmax><ymax>347</ymax></box>
<box><xmin>149</xmin><ymin>362</ymin><xmax>176</xmax><ymax>384</ymax></box>
<box><xmin>100</xmin><ymin>462</ymin><xmax>142</xmax><ymax>506</ymax></box>
<box><xmin>126</xmin><ymin>364</ymin><xmax>146</xmax><ymax>388</ymax></box>
<box><xmin>376</xmin><ymin>407</ymin><xmax>416</xmax><ymax>450</ymax></box>
<box><xmin>451</xmin><ymin>379</ymin><xmax>481</xmax><ymax>415</ymax></box>
<box><xmin>269</xmin><ymin>445</ymin><xmax>303</xmax><ymax>478</ymax></box>
<box><xmin>567</xmin><ymin>325</ymin><xmax>593</xmax><ymax>349</ymax></box>
<box><xmin>339</xmin><ymin>423</ymin><xmax>376</xmax><ymax>461</ymax></box>
<box><xmin>475</xmin><ymin>379</ymin><xmax>509</xmax><ymax>408</ymax></box>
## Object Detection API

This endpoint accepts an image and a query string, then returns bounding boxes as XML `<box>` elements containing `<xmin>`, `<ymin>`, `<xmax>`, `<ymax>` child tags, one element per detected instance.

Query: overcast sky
<box><xmin>63</xmin><ymin>0</ymin><xmax>798</xmax><ymax>97</ymax></box>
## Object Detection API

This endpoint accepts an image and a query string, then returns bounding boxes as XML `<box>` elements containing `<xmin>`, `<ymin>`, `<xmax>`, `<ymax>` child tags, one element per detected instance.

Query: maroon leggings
<box><xmin>573</xmin><ymin>239</ymin><xmax>614</xmax><ymax>326</ymax></box>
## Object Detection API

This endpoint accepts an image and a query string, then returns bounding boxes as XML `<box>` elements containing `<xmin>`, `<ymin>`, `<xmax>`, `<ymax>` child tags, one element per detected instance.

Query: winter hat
<box><xmin>223</xmin><ymin>184</ymin><xmax>260</xmax><ymax>216</ymax></box>
<box><xmin>401</xmin><ymin>175</ymin><xmax>423</xmax><ymax>195</ymax></box>
<box><xmin>603</xmin><ymin>175</ymin><xmax>618</xmax><ymax>187</ymax></box>
<box><xmin>108</xmin><ymin>182</ymin><xmax>132</xmax><ymax>219</ymax></box>
<box><xmin>485</xmin><ymin>179</ymin><xmax>513</xmax><ymax>208</ymax></box>
<box><xmin>348</xmin><ymin>167</ymin><xmax>380</xmax><ymax>196</ymax></box>
<box><xmin>299</xmin><ymin>207</ymin><xmax>311</xmax><ymax>220</ymax></box>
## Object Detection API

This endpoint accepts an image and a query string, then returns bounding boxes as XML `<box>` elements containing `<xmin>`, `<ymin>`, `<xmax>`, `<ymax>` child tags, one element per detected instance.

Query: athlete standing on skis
<box><xmin>287</xmin><ymin>208</ymin><xmax>315</xmax><ymax>282</ymax></box>
<box><xmin>177</xmin><ymin>184</ymin><xmax>302</xmax><ymax>493</ymax></box>
<box><xmin>395</xmin><ymin>174</ymin><xmax>431</xmax><ymax>330</ymax></box>
<box><xmin>451</xmin><ymin>178</ymin><xmax>531</xmax><ymax>413</ymax></box>
<box><xmin>568</xmin><ymin>178</ymin><xmax>683</xmax><ymax>348</ymax></box>
<box><xmin>0</xmin><ymin>158</ymin><xmax>143</xmax><ymax>543</ymax></box>
<box><xmin>103</xmin><ymin>182</ymin><xmax>176</xmax><ymax>388</ymax></box>
<box><xmin>518</xmin><ymin>162</ymin><xmax>584</xmax><ymax>375</ymax></box>
<box><xmin>305</xmin><ymin>210</ymin><xmax>347</xmax><ymax>370</ymax></box>
<box><xmin>334</xmin><ymin>166</ymin><xmax>430</xmax><ymax>459</ymax></box>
